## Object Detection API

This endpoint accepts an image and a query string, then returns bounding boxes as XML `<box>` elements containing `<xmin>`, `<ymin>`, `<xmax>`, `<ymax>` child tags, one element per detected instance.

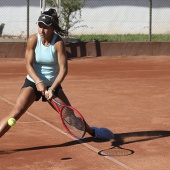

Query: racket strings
<box><xmin>66</xmin><ymin>116</ymin><xmax>84</xmax><ymax>130</ymax></box>
<box><xmin>61</xmin><ymin>107</ymin><xmax>85</xmax><ymax>138</ymax></box>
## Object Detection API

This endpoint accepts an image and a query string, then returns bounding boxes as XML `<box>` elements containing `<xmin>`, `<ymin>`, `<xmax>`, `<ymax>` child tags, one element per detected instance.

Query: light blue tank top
<box><xmin>27</xmin><ymin>33</ymin><xmax>59</xmax><ymax>86</ymax></box>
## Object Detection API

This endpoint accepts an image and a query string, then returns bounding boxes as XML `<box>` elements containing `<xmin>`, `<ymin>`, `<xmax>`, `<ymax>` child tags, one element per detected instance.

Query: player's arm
<box><xmin>25</xmin><ymin>34</ymin><xmax>39</xmax><ymax>82</ymax></box>
<box><xmin>46</xmin><ymin>39</ymin><xmax>67</xmax><ymax>100</ymax></box>
<box><xmin>51</xmin><ymin>40</ymin><xmax>68</xmax><ymax>89</ymax></box>
<box><xmin>25</xmin><ymin>34</ymin><xmax>46</xmax><ymax>95</ymax></box>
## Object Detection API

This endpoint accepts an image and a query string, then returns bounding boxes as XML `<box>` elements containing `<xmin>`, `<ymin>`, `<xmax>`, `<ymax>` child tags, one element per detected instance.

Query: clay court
<box><xmin>0</xmin><ymin>56</ymin><xmax>169</xmax><ymax>170</ymax></box>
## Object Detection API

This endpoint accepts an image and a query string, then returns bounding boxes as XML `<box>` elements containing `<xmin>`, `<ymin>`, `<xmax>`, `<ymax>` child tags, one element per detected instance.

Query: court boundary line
<box><xmin>0</xmin><ymin>96</ymin><xmax>134</xmax><ymax>170</ymax></box>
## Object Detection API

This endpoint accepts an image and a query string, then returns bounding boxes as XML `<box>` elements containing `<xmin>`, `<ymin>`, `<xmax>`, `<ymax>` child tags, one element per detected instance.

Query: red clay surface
<box><xmin>0</xmin><ymin>56</ymin><xmax>170</xmax><ymax>170</ymax></box>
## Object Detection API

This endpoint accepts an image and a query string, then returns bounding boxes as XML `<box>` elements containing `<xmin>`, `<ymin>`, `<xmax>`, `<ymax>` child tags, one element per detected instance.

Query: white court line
<box><xmin>17</xmin><ymin>121</ymin><xmax>42</xmax><ymax>124</ymax></box>
<box><xmin>0</xmin><ymin>96</ymin><xmax>134</xmax><ymax>170</ymax></box>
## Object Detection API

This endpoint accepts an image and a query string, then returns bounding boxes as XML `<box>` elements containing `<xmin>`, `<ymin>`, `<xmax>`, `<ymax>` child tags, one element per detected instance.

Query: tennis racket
<box><xmin>51</xmin><ymin>99</ymin><xmax>86</xmax><ymax>139</ymax></box>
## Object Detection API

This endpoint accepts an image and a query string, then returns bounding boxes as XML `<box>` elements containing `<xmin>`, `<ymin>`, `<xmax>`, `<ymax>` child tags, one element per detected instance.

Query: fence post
<box><xmin>56</xmin><ymin>0</ymin><xmax>61</xmax><ymax>17</ymax></box>
<box><xmin>40</xmin><ymin>0</ymin><xmax>46</xmax><ymax>14</ymax></box>
<box><xmin>149</xmin><ymin>0</ymin><xmax>152</xmax><ymax>42</ymax></box>
<box><xmin>27</xmin><ymin>0</ymin><xmax>29</xmax><ymax>40</ymax></box>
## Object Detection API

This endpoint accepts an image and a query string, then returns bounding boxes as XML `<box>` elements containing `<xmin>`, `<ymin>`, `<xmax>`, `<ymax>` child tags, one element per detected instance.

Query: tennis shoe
<box><xmin>91</xmin><ymin>127</ymin><xmax>114</xmax><ymax>140</ymax></box>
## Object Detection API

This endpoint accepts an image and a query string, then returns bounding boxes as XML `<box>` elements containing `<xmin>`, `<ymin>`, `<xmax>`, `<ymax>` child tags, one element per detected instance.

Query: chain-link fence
<box><xmin>0</xmin><ymin>0</ymin><xmax>40</xmax><ymax>41</ymax></box>
<box><xmin>0</xmin><ymin>0</ymin><xmax>170</xmax><ymax>42</ymax></box>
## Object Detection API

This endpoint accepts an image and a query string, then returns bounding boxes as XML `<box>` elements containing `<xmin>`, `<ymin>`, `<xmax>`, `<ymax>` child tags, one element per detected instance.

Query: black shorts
<box><xmin>22</xmin><ymin>78</ymin><xmax>62</xmax><ymax>101</ymax></box>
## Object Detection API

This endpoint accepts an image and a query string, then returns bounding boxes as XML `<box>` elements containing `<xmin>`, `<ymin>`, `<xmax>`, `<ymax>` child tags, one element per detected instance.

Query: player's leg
<box><xmin>0</xmin><ymin>87</ymin><xmax>36</xmax><ymax>138</ymax></box>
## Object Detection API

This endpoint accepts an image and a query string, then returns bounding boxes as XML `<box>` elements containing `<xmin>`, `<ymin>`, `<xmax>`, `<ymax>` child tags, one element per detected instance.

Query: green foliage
<box><xmin>73</xmin><ymin>34</ymin><xmax>170</xmax><ymax>42</ymax></box>
<box><xmin>61</xmin><ymin>0</ymin><xmax>85</xmax><ymax>36</ymax></box>
<box><xmin>46</xmin><ymin>0</ymin><xmax>85</xmax><ymax>36</ymax></box>
<box><xmin>46</xmin><ymin>0</ymin><xmax>56</xmax><ymax>7</ymax></box>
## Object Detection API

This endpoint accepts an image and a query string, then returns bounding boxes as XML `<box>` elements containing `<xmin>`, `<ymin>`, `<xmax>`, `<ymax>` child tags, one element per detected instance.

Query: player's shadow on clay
<box><xmin>0</xmin><ymin>137</ymin><xmax>104</xmax><ymax>155</ymax></box>
<box><xmin>0</xmin><ymin>130</ymin><xmax>169</xmax><ymax>155</ymax></box>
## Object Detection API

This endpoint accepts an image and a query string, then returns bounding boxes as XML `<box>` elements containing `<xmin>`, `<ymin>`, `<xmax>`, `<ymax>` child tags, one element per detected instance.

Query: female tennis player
<box><xmin>0</xmin><ymin>9</ymin><xmax>114</xmax><ymax>140</ymax></box>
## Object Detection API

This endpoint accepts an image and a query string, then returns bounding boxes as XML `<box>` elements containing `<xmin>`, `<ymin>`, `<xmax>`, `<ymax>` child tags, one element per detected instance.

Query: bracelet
<box><xmin>48</xmin><ymin>87</ymin><xmax>55</xmax><ymax>93</ymax></box>
<box><xmin>35</xmin><ymin>80</ymin><xmax>43</xmax><ymax>86</ymax></box>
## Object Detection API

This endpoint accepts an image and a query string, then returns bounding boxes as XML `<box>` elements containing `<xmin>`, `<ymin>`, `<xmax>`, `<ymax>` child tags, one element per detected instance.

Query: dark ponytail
<box><xmin>42</xmin><ymin>8</ymin><xmax>66</xmax><ymax>36</ymax></box>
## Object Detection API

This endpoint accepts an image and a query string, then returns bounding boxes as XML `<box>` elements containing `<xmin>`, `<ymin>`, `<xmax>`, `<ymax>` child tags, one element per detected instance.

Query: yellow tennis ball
<box><xmin>8</xmin><ymin>118</ymin><xmax>16</xmax><ymax>126</ymax></box>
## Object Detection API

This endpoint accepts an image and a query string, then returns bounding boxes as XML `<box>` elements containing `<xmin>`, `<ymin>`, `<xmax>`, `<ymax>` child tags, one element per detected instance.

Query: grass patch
<box><xmin>71</xmin><ymin>34</ymin><xmax>170</xmax><ymax>42</ymax></box>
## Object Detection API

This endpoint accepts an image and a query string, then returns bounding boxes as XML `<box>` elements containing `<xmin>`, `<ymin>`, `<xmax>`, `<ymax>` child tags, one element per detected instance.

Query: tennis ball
<box><xmin>8</xmin><ymin>118</ymin><xmax>16</xmax><ymax>127</ymax></box>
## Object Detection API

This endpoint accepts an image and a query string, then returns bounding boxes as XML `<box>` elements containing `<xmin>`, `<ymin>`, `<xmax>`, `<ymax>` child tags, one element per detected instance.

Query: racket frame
<box><xmin>51</xmin><ymin>99</ymin><xmax>86</xmax><ymax>139</ymax></box>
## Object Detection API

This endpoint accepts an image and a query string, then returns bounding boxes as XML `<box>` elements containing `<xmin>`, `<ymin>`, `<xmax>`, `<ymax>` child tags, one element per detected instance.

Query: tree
<box><xmin>46</xmin><ymin>0</ymin><xmax>85</xmax><ymax>36</ymax></box>
<box><xmin>46</xmin><ymin>0</ymin><xmax>56</xmax><ymax>7</ymax></box>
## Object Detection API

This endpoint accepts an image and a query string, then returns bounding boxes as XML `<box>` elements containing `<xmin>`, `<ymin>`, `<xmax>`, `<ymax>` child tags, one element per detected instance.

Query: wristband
<box><xmin>48</xmin><ymin>87</ymin><xmax>55</xmax><ymax>93</ymax></box>
<box><xmin>35</xmin><ymin>80</ymin><xmax>43</xmax><ymax>86</ymax></box>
